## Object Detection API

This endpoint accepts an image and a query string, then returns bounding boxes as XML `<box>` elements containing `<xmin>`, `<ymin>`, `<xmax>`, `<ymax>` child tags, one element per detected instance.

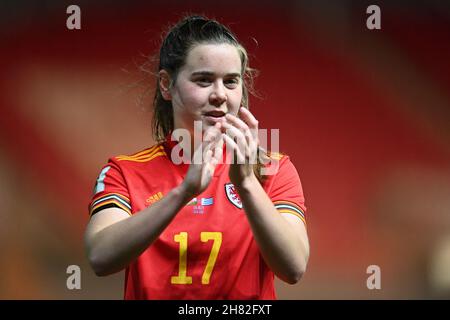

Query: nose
<box><xmin>209</xmin><ymin>81</ymin><xmax>227</xmax><ymax>107</ymax></box>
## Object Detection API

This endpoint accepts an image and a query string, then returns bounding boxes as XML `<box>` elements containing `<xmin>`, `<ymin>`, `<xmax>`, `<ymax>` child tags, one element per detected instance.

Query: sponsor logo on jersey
<box><xmin>146</xmin><ymin>192</ymin><xmax>163</xmax><ymax>204</ymax></box>
<box><xmin>225</xmin><ymin>183</ymin><xmax>242</xmax><ymax>209</ymax></box>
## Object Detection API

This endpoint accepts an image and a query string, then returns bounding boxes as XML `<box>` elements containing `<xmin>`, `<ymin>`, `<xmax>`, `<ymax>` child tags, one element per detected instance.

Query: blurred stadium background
<box><xmin>1</xmin><ymin>0</ymin><xmax>449</xmax><ymax>299</ymax></box>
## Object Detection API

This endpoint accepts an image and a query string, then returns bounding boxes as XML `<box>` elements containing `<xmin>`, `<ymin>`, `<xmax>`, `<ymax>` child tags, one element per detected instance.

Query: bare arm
<box><xmin>222</xmin><ymin>108</ymin><xmax>309</xmax><ymax>284</ymax></box>
<box><xmin>84</xmin><ymin>184</ymin><xmax>193</xmax><ymax>276</ymax></box>
<box><xmin>85</xmin><ymin>124</ymin><xmax>223</xmax><ymax>276</ymax></box>
<box><xmin>236</xmin><ymin>174</ymin><xmax>309</xmax><ymax>284</ymax></box>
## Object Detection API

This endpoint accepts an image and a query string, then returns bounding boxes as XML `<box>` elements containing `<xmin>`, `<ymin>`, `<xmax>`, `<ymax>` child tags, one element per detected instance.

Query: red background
<box><xmin>1</xmin><ymin>0</ymin><xmax>449</xmax><ymax>299</ymax></box>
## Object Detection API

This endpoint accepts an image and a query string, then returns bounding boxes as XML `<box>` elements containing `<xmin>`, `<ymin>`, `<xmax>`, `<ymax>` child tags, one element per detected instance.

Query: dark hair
<box><xmin>152</xmin><ymin>15</ymin><xmax>270</xmax><ymax>183</ymax></box>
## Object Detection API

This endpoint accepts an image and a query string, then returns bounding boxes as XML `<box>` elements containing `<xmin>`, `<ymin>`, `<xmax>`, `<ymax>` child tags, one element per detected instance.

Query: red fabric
<box><xmin>89</xmin><ymin>140</ymin><xmax>306</xmax><ymax>299</ymax></box>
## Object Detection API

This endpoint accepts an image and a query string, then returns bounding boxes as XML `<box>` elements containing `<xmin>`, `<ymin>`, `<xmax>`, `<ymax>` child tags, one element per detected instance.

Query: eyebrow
<box><xmin>191</xmin><ymin>71</ymin><xmax>241</xmax><ymax>78</ymax></box>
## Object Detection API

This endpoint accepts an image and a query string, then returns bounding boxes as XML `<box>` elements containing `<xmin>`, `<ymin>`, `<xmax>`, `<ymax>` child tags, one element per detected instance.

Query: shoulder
<box><xmin>259</xmin><ymin>149</ymin><xmax>287</xmax><ymax>164</ymax></box>
<box><xmin>267</xmin><ymin>151</ymin><xmax>285</xmax><ymax>161</ymax></box>
<box><xmin>261</xmin><ymin>150</ymin><xmax>292</xmax><ymax>173</ymax></box>
<box><xmin>261</xmin><ymin>151</ymin><xmax>302</xmax><ymax>186</ymax></box>
<box><xmin>110</xmin><ymin>143</ymin><xmax>167</xmax><ymax>166</ymax></box>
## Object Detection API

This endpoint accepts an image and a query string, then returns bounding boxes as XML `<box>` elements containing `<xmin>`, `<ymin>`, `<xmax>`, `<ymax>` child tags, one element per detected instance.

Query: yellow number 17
<box><xmin>170</xmin><ymin>232</ymin><xmax>222</xmax><ymax>285</ymax></box>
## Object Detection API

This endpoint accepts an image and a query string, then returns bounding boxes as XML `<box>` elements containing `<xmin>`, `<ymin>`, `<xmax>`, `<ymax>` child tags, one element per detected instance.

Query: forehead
<box><xmin>183</xmin><ymin>43</ymin><xmax>242</xmax><ymax>74</ymax></box>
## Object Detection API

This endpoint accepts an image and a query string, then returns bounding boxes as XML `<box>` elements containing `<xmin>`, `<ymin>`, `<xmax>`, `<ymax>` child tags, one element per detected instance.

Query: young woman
<box><xmin>85</xmin><ymin>15</ymin><xmax>309</xmax><ymax>299</ymax></box>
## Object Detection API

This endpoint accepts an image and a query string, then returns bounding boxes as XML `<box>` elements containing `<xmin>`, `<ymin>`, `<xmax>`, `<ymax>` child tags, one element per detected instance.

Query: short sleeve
<box><xmin>88</xmin><ymin>159</ymin><xmax>132</xmax><ymax>216</ymax></box>
<box><xmin>267</xmin><ymin>156</ymin><xmax>307</xmax><ymax>225</ymax></box>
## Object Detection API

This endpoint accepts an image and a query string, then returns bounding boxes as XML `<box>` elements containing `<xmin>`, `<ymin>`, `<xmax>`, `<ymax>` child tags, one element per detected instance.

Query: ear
<box><xmin>159</xmin><ymin>70</ymin><xmax>172</xmax><ymax>101</ymax></box>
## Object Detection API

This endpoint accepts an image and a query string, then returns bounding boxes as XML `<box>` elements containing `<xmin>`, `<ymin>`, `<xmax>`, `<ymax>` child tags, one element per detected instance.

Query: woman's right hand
<box><xmin>85</xmin><ymin>124</ymin><xmax>223</xmax><ymax>276</ymax></box>
<box><xmin>181</xmin><ymin>122</ymin><xmax>224</xmax><ymax>198</ymax></box>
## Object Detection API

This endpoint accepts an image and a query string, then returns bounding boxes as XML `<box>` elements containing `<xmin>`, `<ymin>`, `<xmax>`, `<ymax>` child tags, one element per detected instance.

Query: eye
<box><xmin>224</xmin><ymin>78</ymin><xmax>239</xmax><ymax>89</ymax></box>
<box><xmin>194</xmin><ymin>77</ymin><xmax>212</xmax><ymax>87</ymax></box>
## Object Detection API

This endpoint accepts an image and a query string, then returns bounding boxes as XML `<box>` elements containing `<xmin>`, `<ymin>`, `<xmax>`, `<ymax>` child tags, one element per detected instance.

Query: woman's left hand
<box><xmin>221</xmin><ymin>107</ymin><xmax>259</xmax><ymax>187</ymax></box>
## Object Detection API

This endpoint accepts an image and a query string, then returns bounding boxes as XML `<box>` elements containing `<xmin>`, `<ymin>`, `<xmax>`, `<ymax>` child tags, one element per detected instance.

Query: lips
<box><xmin>203</xmin><ymin>110</ymin><xmax>226</xmax><ymax>118</ymax></box>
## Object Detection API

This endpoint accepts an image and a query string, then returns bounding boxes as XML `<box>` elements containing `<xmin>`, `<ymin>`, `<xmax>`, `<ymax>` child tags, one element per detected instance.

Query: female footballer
<box><xmin>85</xmin><ymin>15</ymin><xmax>309</xmax><ymax>299</ymax></box>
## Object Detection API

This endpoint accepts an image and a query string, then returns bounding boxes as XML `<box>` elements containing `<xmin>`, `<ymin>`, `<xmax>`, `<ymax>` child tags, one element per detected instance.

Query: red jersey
<box><xmin>89</xmin><ymin>140</ymin><xmax>306</xmax><ymax>299</ymax></box>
